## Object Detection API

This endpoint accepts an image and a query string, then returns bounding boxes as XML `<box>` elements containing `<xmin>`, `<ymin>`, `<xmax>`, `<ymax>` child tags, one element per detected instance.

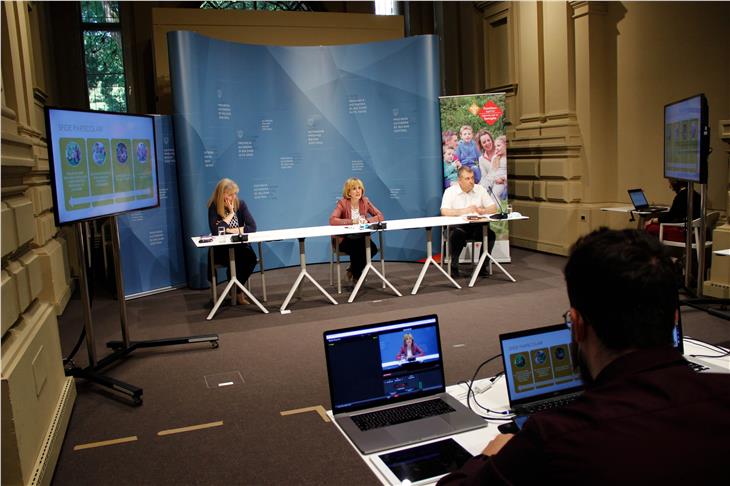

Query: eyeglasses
<box><xmin>563</xmin><ymin>310</ymin><xmax>573</xmax><ymax>329</ymax></box>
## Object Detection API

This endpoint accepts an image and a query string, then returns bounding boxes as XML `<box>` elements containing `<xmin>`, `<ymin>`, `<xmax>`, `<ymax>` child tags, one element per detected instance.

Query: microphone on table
<box><xmin>231</xmin><ymin>225</ymin><xmax>248</xmax><ymax>242</ymax></box>
<box><xmin>486</xmin><ymin>185</ymin><xmax>509</xmax><ymax>220</ymax></box>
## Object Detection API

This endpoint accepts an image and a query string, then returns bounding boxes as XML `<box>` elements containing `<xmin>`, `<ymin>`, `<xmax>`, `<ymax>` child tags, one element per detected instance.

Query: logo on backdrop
<box><xmin>478</xmin><ymin>100</ymin><xmax>503</xmax><ymax>126</ymax></box>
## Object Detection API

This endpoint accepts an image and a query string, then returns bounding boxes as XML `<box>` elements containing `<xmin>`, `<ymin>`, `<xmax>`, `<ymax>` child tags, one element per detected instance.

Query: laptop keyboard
<box><xmin>687</xmin><ymin>361</ymin><xmax>709</xmax><ymax>373</ymax></box>
<box><xmin>351</xmin><ymin>398</ymin><xmax>455</xmax><ymax>431</ymax></box>
<box><xmin>521</xmin><ymin>395</ymin><xmax>578</xmax><ymax>415</ymax></box>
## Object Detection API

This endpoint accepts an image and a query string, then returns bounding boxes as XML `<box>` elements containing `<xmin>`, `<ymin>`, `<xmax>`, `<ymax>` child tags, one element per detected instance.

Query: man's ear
<box><xmin>570</xmin><ymin>308</ymin><xmax>587</xmax><ymax>342</ymax></box>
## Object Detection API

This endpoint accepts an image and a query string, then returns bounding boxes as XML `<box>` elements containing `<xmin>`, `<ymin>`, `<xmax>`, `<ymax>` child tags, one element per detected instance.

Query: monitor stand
<box><xmin>65</xmin><ymin>217</ymin><xmax>219</xmax><ymax>406</ymax></box>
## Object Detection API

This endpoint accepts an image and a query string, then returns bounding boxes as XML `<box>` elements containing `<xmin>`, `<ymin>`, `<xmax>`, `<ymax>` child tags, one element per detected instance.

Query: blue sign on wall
<box><xmin>168</xmin><ymin>32</ymin><xmax>443</xmax><ymax>288</ymax></box>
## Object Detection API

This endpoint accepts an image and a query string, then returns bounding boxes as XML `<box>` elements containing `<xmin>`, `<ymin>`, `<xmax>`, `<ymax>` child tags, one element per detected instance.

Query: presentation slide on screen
<box><xmin>48</xmin><ymin>109</ymin><xmax>159</xmax><ymax>224</ymax></box>
<box><xmin>664</xmin><ymin>98</ymin><xmax>701</xmax><ymax>181</ymax></box>
<box><xmin>503</xmin><ymin>329</ymin><xmax>581</xmax><ymax>401</ymax></box>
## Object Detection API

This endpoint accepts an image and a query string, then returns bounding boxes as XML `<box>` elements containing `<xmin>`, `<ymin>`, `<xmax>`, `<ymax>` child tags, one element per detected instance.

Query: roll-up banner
<box><xmin>118</xmin><ymin>115</ymin><xmax>187</xmax><ymax>298</ymax></box>
<box><xmin>168</xmin><ymin>32</ymin><xmax>443</xmax><ymax>288</ymax></box>
<box><xmin>439</xmin><ymin>94</ymin><xmax>510</xmax><ymax>262</ymax></box>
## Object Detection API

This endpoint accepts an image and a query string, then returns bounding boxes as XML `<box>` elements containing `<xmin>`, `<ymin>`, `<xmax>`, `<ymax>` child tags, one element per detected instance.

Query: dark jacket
<box><xmin>657</xmin><ymin>187</ymin><xmax>701</xmax><ymax>224</ymax></box>
<box><xmin>438</xmin><ymin>347</ymin><xmax>730</xmax><ymax>485</ymax></box>
<box><xmin>208</xmin><ymin>198</ymin><xmax>257</xmax><ymax>235</ymax></box>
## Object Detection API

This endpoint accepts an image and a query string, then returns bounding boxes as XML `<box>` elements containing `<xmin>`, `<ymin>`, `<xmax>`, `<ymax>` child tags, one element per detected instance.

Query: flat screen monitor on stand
<box><xmin>663</xmin><ymin>94</ymin><xmax>710</xmax><ymax>295</ymax></box>
<box><xmin>45</xmin><ymin>107</ymin><xmax>218</xmax><ymax>405</ymax></box>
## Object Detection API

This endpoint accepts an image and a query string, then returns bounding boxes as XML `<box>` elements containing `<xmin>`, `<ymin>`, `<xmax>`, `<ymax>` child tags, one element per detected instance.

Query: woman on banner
<box><xmin>207</xmin><ymin>178</ymin><xmax>258</xmax><ymax>305</ymax></box>
<box><xmin>477</xmin><ymin>128</ymin><xmax>497</xmax><ymax>192</ymax></box>
<box><xmin>329</xmin><ymin>177</ymin><xmax>384</xmax><ymax>283</ymax></box>
<box><xmin>487</xmin><ymin>135</ymin><xmax>508</xmax><ymax>200</ymax></box>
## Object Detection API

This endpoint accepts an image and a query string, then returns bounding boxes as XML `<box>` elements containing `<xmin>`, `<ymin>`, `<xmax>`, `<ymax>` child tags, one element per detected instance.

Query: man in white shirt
<box><xmin>441</xmin><ymin>166</ymin><xmax>498</xmax><ymax>277</ymax></box>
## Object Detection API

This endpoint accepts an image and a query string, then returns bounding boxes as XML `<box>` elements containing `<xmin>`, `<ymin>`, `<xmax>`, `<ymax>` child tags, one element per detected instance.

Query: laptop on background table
<box><xmin>627</xmin><ymin>188</ymin><xmax>668</xmax><ymax>213</ymax></box>
<box><xmin>499</xmin><ymin>324</ymin><xmax>584</xmax><ymax>416</ymax></box>
<box><xmin>323</xmin><ymin>314</ymin><xmax>486</xmax><ymax>455</ymax></box>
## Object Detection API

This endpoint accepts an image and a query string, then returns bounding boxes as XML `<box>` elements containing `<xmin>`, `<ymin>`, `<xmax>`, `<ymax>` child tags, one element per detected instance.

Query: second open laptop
<box><xmin>673</xmin><ymin>310</ymin><xmax>729</xmax><ymax>373</ymax></box>
<box><xmin>323</xmin><ymin>314</ymin><xmax>486</xmax><ymax>455</ymax></box>
<box><xmin>499</xmin><ymin>323</ymin><xmax>584</xmax><ymax>416</ymax></box>
<box><xmin>627</xmin><ymin>188</ymin><xmax>667</xmax><ymax>212</ymax></box>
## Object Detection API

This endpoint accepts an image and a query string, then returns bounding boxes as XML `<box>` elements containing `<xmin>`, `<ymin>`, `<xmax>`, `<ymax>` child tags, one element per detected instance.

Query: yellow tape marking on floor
<box><xmin>280</xmin><ymin>405</ymin><xmax>330</xmax><ymax>423</ymax></box>
<box><xmin>74</xmin><ymin>436</ymin><xmax>138</xmax><ymax>451</ymax></box>
<box><xmin>157</xmin><ymin>420</ymin><xmax>224</xmax><ymax>436</ymax></box>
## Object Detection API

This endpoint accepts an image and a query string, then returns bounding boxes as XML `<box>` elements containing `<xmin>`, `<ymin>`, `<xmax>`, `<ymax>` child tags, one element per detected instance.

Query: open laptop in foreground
<box><xmin>627</xmin><ymin>188</ymin><xmax>668</xmax><ymax>213</ymax></box>
<box><xmin>323</xmin><ymin>314</ymin><xmax>486</xmax><ymax>455</ymax></box>
<box><xmin>499</xmin><ymin>323</ymin><xmax>584</xmax><ymax>416</ymax></box>
<box><xmin>674</xmin><ymin>310</ymin><xmax>729</xmax><ymax>373</ymax></box>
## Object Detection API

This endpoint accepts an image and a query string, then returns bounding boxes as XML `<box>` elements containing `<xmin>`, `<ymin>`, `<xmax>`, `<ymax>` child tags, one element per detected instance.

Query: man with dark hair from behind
<box><xmin>439</xmin><ymin>228</ymin><xmax>730</xmax><ymax>485</ymax></box>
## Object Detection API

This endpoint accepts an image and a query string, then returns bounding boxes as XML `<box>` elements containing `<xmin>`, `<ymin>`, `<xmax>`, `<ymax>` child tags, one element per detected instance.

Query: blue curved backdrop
<box><xmin>168</xmin><ymin>32</ymin><xmax>442</xmax><ymax>288</ymax></box>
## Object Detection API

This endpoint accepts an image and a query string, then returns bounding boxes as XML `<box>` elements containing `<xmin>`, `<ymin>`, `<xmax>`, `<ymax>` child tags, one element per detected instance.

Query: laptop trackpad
<box><xmin>390</xmin><ymin>416</ymin><xmax>452</xmax><ymax>442</ymax></box>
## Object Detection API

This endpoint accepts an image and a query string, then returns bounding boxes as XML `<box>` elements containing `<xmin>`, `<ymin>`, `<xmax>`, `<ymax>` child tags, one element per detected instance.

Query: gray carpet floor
<box><xmin>51</xmin><ymin>248</ymin><xmax>730</xmax><ymax>485</ymax></box>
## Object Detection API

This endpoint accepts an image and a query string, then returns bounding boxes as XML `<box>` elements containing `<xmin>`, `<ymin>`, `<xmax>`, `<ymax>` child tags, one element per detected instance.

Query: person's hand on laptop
<box><xmin>482</xmin><ymin>433</ymin><xmax>514</xmax><ymax>456</ymax></box>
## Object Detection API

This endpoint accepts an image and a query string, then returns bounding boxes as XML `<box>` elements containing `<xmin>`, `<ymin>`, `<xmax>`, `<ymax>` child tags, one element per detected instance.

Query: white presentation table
<box><xmin>192</xmin><ymin>236</ymin><xmax>269</xmax><ymax>318</ymax></box>
<box><xmin>330</xmin><ymin>339</ymin><xmax>729</xmax><ymax>485</ymax></box>
<box><xmin>192</xmin><ymin>214</ymin><xmax>529</xmax><ymax>317</ymax></box>
<box><xmin>463</xmin><ymin>213</ymin><xmax>528</xmax><ymax>288</ymax></box>
<box><xmin>194</xmin><ymin>224</ymin><xmax>374</xmax><ymax>315</ymax></box>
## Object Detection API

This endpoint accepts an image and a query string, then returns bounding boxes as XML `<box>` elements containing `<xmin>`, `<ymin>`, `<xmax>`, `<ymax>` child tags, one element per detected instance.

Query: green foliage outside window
<box><xmin>200</xmin><ymin>1</ymin><xmax>311</xmax><ymax>11</ymax></box>
<box><xmin>81</xmin><ymin>1</ymin><xmax>127</xmax><ymax>112</ymax></box>
<box><xmin>81</xmin><ymin>0</ymin><xmax>120</xmax><ymax>23</ymax></box>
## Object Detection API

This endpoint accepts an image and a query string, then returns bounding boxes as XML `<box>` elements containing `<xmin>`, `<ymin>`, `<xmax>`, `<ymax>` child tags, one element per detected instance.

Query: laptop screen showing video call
<box><xmin>501</xmin><ymin>325</ymin><xmax>583</xmax><ymax>404</ymax></box>
<box><xmin>628</xmin><ymin>190</ymin><xmax>649</xmax><ymax>208</ymax></box>
<box><xmin>324</xmin><ymin>315</ymin><xmax>444</xmax><ymax>413</ymax></box>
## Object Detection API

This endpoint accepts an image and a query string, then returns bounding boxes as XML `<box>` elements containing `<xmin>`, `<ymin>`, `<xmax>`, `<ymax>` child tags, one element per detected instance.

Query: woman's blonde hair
<box><xmin>208</xmin><ymin>178</ymin><xmax>240</xmax><ymax>218</ymax></box>
<box><xmin>342</xmin><ymin>177</ymin><xmax>365</xmax><ymax>199</ymax></box>
<box><xmin>402</xmin><ymin>333</ymin><xmax>414</xmax><ymax>343</ymax></box>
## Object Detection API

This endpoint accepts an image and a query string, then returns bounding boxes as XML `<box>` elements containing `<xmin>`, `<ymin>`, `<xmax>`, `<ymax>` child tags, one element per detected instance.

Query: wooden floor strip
<box><xmin>74</xmin><ymin>436</ymin><xmax>138</xmax><ymax>451</ymax></box>
<box><xmin>280</xmin><ymin>405</ymin><xmax>331</xmax><ymax>423</ymax></box>
<box><xmin>157</xmin><ymin>420</ymin><xmax>224</xmax><ymax>436</ymax></box>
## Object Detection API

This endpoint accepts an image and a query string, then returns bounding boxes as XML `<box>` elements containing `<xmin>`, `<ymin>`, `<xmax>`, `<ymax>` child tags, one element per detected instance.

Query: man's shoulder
<box><xmin>443</xmin><ymin>185</ymin><xmax>460</xmax><ymax>196</ymax></box>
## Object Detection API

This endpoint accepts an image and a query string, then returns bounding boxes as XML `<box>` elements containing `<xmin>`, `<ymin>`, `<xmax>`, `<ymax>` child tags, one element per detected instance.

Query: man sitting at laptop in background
<box><xmin>644</xmin><ymin>179</ymin><xmax>701</xmax><ymax>239</ymax></box>
<box><xmin>439</xmin><ymin>228</ymin><xmax>730</xmax><ymax>485</ymax></box>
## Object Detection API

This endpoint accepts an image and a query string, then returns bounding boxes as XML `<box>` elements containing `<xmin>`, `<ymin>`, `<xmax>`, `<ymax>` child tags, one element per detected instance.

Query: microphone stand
<box><xmin>486</xmin><ymin>185</ymin><xmax>509</xmax><ymax>220</ymax></box>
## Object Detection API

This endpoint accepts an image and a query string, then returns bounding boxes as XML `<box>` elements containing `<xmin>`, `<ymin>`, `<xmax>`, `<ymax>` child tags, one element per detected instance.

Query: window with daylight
<box><xmin>80</xmin><ymin>0</ymin><xmax>127</xmax><ymax>112</ymax></box>
<box><xmin>200</xmin><ymin>1</ymin><xmax>312</xmax><ymax>11</ymax></box>
<box><xmin>375</xmin><ymin>0</ymin><xmax>396</xmax><ymax>15</ymax></box>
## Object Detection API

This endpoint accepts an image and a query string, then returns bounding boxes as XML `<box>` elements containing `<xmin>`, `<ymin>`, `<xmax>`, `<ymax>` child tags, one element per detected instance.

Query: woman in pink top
<box><xmin>329</xmin><ymin>177</ymin><xmax>384</xmax><ymax>281</ymax></box>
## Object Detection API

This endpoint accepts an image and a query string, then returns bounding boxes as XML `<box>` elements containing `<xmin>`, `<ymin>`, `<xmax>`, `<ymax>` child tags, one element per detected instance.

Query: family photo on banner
<box><xmin>439</xmin><ymin>93</ymin><xmax>510</xmax><ymax>261</ymax></box>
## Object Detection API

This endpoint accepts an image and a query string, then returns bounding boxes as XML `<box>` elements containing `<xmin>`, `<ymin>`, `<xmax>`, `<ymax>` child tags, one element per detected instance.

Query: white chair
<box><xmin>439</xmin><ymin>226</ymin><xmax>492</xmax><ymax>276</ymax></box>
<box><xmin>329</xmin><ymin>233</ymin><xmax>386</xmax><ymax>294</ymax></box>
<box><xmin>210</xmin><ymin>242</ymin><xmax>267</xmax><ymax>304</ymax></box>
<box><xmin>329</xmin><ymin>238</ymin><xmax>348</xmax><ymax>294</ymax></box>
<box><xmin>658</xmin><ymin>211</ymin><xmax>720</xmax><ymax>278</ymax></box>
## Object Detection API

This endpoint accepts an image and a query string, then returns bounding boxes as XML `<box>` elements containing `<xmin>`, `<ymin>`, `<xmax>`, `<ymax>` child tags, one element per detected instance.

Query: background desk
<box><xmin>331</xmin><ymin>339</ymin><xmax>729</xmax><ymax>485</ymax></box>
<box><xmin>600</xmin><ymin>205</ymin><xmax>668</xmax><ymax>228</ymax></box>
